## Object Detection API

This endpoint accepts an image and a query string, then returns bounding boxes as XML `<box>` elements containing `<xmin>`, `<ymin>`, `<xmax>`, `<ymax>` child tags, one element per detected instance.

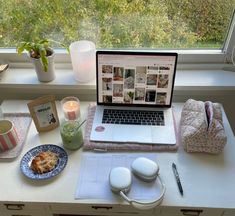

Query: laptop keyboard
<box><xmin>102</xmin><ymin>109</ymin><xmax>165</xmax><ymax>125</ymax></box>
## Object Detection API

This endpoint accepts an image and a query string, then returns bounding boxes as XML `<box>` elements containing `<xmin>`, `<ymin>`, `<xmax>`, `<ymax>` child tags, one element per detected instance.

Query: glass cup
<box><xmin>60</xmin><ymin>120</ymin><xmax>83</xmax><ymax>150</ymax></box>
<box><xmin>61</xmin><ymin>96</ymin><xmax>80</xmax><ymax>121</ymax></box>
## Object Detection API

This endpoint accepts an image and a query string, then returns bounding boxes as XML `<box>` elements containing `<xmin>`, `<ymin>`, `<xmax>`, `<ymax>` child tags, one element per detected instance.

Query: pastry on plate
<box><xmin>31</xmin><ymin>151</ymin><xmax>59</xmax><ymax>174</ymax></box>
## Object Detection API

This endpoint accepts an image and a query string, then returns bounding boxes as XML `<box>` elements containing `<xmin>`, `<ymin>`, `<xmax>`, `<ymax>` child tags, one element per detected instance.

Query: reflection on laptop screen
<box><xmin>97</xmin><ymin>51</ymin><xmax>177</xmax><ymax>107</ymax></box>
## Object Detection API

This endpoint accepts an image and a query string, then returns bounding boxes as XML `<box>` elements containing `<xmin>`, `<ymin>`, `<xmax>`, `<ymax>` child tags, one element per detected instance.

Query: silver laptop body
<box><xmin>90</xmin><ymin>51</ymin><xmax>178</xmax><ymax>145</ymax></box>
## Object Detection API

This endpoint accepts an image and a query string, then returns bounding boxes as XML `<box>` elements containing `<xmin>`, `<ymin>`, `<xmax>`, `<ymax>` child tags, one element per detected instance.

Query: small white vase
<box><xmin>30</xmin><ymin>48</ymin><xmax>56</xmax><ymax>82</ymax></box>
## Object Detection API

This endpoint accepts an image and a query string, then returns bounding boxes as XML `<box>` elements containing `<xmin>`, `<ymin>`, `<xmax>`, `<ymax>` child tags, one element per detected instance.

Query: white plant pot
<box><xmin>30</xmin><ymin>49</ymin><xmax>56</xmax><ymax>82</ymax></box>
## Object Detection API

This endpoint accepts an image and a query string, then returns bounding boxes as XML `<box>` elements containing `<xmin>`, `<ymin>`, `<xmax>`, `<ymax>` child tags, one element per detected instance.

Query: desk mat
<box><xmin>0</xmin><ymin>113</ymin><xmax>32</xmax><ymax>159</ymax></box>
<box><xmin>83</xmin><ymin>104</ymin><xmax>179</xmax><ymax>152</ymax></box>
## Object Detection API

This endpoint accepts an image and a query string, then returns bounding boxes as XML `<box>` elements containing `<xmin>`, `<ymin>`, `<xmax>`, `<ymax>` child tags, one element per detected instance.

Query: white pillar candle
<box><xmin>69</xmin><ymin>40</ymin><xmax>96</xmax><ymax>83</ymax></box>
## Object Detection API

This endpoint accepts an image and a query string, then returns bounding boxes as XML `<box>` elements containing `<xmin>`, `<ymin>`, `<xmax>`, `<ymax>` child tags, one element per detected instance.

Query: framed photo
<box><xmin>27</xmin><ymin>95</ymin><xmax>59</xmax><ymax>132</ymax></box>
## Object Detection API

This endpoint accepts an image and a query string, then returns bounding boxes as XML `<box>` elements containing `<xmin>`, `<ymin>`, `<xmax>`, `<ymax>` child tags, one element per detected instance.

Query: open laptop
<box><xmin>90</xmin><ymin>51</ymin><xmax>178</xmax><ymax>145</ymax></box>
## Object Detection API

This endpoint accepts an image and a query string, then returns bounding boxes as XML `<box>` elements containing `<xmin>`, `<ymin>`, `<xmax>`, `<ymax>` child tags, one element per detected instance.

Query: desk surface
<box><xmin>0</xmin><ymin>100</ymin><xmax>235</xmax><ymax>209</ymax></box>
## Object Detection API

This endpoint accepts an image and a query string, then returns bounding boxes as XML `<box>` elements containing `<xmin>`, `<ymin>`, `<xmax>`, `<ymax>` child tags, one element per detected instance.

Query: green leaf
<box><xmin>39</xmin><ymin>49</ymin><xmax>49</xmax><ymax>72</ymax></box>
<box><xmin>16</xmin><ymin>42</ymin><xmax>32</xmax><ymax>54</ymax></box>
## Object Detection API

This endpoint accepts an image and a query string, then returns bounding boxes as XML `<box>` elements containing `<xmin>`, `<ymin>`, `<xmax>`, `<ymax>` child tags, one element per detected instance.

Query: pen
<box><xmin>172</xmin><ymin>163</ymin><xmax>183</xmax><ymax>196</ymax></box>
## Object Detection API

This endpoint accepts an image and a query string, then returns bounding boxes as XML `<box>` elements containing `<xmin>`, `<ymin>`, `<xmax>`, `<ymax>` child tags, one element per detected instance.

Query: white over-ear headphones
<box><xmin>109</xmin><ymin>157</ymin><xmax>166</xmax><ymax>210</ymax></box>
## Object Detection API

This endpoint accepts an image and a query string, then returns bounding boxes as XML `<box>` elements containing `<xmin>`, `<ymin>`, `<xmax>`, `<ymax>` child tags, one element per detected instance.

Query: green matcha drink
<box><xmin>60</xmin><ymin>120</ymin><xmax>83</xmax><ymax>150</ymax></box>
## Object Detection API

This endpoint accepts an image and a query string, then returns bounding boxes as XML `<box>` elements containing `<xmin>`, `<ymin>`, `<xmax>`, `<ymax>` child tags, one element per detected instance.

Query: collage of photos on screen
<box><xmin>101</xmin><ymin>65</ymin><xmax>171</xmax><ymax>105</ymax></box>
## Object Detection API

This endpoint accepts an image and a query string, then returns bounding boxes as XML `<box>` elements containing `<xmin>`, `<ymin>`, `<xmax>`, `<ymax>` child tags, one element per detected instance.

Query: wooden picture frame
<box><xmin>27</xmin><ymin>95</ymin><xmax>59</xmax><ymax>132</ymax></box>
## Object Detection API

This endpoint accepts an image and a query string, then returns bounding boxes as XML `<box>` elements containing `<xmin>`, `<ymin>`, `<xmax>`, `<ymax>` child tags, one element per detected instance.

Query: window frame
<box><xmin>0</xmin><ymin>11</ymin><xmax>235</xmax><ymax>68</ymax></box>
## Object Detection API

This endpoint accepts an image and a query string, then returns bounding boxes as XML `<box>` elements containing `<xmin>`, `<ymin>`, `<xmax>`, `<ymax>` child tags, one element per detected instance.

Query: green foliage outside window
<box><xmin>0</xmin><ymin>0</ymin><xmax>234</xmax><ymax>49</ymax></box>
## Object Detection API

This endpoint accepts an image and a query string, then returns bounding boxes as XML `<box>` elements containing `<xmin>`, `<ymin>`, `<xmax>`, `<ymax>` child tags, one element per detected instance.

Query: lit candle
<box><xmin>62</xmin><ymin>97</ymin><xmax>80</xmax><ymax>120</ymax></box>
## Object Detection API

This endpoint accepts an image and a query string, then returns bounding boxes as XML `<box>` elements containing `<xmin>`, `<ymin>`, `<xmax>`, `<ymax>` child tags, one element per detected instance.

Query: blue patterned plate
<box><xmin>20</xmin><ymin>144</ymin><xmax>68</xmax><ymax>180</ymax></box>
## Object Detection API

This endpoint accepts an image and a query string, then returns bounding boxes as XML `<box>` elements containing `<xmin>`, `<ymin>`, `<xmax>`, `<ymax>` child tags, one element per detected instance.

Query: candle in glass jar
<box><xmin>63</xmin><ymin>100</ymin><xmax>80</xmax><ymax>120</ymax></box>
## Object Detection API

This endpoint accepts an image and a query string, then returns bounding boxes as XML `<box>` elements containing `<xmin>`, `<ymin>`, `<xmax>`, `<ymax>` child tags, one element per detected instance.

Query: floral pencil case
<box><xmin>180</xmin><ymin>99</ymin><xmax>227</xmax><ymax>154</ymax></box>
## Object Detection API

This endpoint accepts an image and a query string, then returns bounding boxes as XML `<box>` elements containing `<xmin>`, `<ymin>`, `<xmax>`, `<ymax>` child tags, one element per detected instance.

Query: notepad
<box><xmin>75</xmin><ymin>153</ymin><xmax>162</xmax><ymax>201</ymax></box>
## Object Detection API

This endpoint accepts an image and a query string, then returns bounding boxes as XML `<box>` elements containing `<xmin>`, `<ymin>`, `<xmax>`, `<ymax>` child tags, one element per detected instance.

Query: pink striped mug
<box><xmin>0</xmin><ymin>120</ymin><xmax>19</xmax><ymax>152</ymax></box>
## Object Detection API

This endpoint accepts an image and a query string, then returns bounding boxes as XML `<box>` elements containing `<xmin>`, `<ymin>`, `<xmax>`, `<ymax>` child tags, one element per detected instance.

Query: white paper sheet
<box><xmin>75</xmin><ymin>153</ymin><xmax>162</xmax><ymax>201</ymax></box>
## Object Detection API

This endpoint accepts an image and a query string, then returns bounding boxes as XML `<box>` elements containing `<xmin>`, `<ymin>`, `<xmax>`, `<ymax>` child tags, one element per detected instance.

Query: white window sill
<box><xmin>0</xmin><ymin>68</ymin><xmax>95</xmax><ymax>88</ymax></box>
<box><xmin>1</xmin><ymin>64</ymin><xmax>235</xmax><ymax>94</ymax></box>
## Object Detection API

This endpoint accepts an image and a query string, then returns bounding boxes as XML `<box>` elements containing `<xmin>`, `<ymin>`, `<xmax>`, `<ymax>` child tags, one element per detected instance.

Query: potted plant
<box><xmin>17</xmin><ymin>38</ymin><xmax>68</xmax><ymax>82</ymax></box>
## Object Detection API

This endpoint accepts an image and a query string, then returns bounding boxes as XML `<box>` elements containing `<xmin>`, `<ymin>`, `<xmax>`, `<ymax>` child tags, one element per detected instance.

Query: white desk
<box><xmin>0</xmin><ymin>100</ymin><xmax>235</xmax><ymax>216</ymax></box>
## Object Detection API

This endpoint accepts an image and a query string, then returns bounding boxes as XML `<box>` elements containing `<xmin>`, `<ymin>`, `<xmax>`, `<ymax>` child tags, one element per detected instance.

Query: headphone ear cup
<box><xmin>131</xmin><ymin>157</ymin><xmax>159</xmax><ymax>182</ymax></box>
<box><xmin>109</xmin><ymin>167</ymin><xmax>132</xmax><ymax>193</ymax></box>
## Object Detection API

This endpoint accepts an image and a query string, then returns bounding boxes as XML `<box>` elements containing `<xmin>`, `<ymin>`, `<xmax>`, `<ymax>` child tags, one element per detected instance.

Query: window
<box><xmin>0</xmin><ymin>1</ymin><xmax>235</xmax><ymax>64</ymax></box>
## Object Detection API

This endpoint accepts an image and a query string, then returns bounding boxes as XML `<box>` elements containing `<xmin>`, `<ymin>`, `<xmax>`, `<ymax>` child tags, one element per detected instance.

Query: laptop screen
<box><xmin>96</xmin><ymin>51</ymin><xmax>178</xmax><ymax>107</ymax></box>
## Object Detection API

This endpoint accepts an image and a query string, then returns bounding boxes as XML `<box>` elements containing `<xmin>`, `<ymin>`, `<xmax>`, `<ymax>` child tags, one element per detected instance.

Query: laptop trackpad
<box><xmin>112</xmin><ymin>125</ymin><xmax>152</xmax><ymax>143</ymax></box>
